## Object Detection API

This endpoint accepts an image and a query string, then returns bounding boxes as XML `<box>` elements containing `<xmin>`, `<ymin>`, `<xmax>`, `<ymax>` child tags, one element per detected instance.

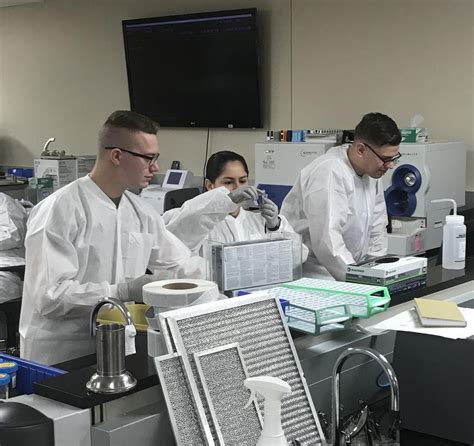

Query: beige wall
<box><xmin>292</xmin><ymin>0</ymin><xmax>474</xmax><ymax>190</ymax></box>
<box><xmin>0</xmin><ymin>0</ymin><xmax>473</xmax><ymax>189</ymax></box>
<box><xmin>0</xmin><ymin>0</ymin><xmax>291</xmax><ymax>175</ymax></box>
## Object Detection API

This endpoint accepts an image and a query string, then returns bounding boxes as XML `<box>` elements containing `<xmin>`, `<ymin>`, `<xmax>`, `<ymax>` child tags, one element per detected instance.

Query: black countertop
<box><xmin>389</xmin><ymin>255</ymin><xmax>474</xmax><ymax>307</ymax></box>
<box><xmin>34</xmin><ymin>352</ymin><xmax>158</xmax><ymax>409</ymax></box>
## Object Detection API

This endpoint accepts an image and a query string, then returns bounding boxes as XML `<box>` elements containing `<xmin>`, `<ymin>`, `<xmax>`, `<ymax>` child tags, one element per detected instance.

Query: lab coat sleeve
<box><xmin>24</xmin><ymin>208</ymin><xmax>111</xmax><ymax>318</ymax></box>
<box><xmin>0</xmin><ymin>194</ymin><xmax>27</xmax><ymax>251</ymax></box>
<box><xmin>164</xmin><ymin>187</ymin><xmax>238</xmax><ymax>252</ymax></box>
<box><xmin>366</xmin><ymin>180</ymin><xmax>388</xmax><ymax>258</ymax></box>
<box><xmin>305</xmin><ymin>170</ymin><xmax>355</xmax><ymax>281</ymax></box>
<box><xmin>266</xmin><ymin>214</ymin><xmax>309</xmax><ymax>263</ymax></box>
<box><xmin>149</xmin><ymin>216</ymin><xmax>207</xmax><ymax>279</ymax></box>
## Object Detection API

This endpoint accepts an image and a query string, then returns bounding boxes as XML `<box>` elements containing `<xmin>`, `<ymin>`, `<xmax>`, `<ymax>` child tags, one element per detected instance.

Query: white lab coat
<box><xmin>20</xmin><ymin>176</ymin><xmax>204</xmax><ymax>365</ymax></box>
<box><xmin>281</xmin><ymin>145</ymin><xmax>388</xmax><ymax>281</ymax></box>
<box><xmin>164</xmin><ymin>186</ymin><xmax>308</xmax><ymax>257</ymax></box>
<box><xmin>0</xmin><ymin>193</ymin><xmax>27</xmax><ymax>303</ymax></box>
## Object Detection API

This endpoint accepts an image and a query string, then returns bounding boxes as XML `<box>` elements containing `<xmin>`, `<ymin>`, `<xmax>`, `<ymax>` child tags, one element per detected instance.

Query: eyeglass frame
<box><xmin>104</xmin><ymin>146</ymin><xmax>160</xmax><ymax>166</ymax></box>
<box><xmin>362</xmin><ymin>142</ymin><xmax>402</xmax><ymax>166</ymax></box>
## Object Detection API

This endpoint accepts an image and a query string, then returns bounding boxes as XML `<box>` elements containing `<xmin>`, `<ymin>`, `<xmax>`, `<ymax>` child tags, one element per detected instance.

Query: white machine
<box><xmin>383</xmin><ymin>142</ymin><xmax>466</xmax><ymax>255</ymax></box>
<box><xmin>255</xmin><ymin>139</ymin><xmax>336</xmax><ymax>208</ymax></box>
<box><xmin>140</xmin><ymin>169</ymin><xmax>198</xmax><ymax>214</ymax></box>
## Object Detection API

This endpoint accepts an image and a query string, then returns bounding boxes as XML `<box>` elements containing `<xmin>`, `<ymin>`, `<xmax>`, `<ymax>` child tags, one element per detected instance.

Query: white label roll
<box><xmin>142</xmin><ymin>279</ymin><xmax>219</xmax><ymax>308</ymax></box>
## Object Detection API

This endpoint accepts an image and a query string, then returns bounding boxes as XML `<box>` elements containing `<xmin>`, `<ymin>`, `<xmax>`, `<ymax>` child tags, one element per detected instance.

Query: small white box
<box><xmin>34</xmin><ymin>159</ymin><xmax>77</xmax><ymax>191</ymax></box>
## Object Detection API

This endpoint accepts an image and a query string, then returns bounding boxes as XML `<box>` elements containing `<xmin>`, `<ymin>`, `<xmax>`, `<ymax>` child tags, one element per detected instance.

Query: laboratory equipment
<box><xmin>143</xmin><ymin>279</ymin><xmax>219</xmax><ymax>357</ymax></box>
<box><xmin>346</xmin><ymin>255</ymin><xmax>427</xmax><ymax>294</ymax></box>
<box><xmin>393</xmin><ymin>317</ymin><xmax>474</xmax><ymax>444</ymax></box>
<box><xmin>0</xmin><ymin>372</ymin><xmax>10</xmax><ymax>399</ymax></box>
<box><xmin>0</xmin><ymin>360</ymin><xmax>17</xmax><ymax>389</ymax></box>
<box><xmin>208</xmin><ymin>237</ymin><xmax>299</xmax><ymax>293</ymax></box>
<box><xmin>255</xmin><ymin>140</ymin><xmax>336</xmax><ymax>208</ymax></box>
<box><xmin>432</xmin><ymin>198</ymin><xmax>466</xmax><ymax>269</ymax></box>
<box><xmin>250</xmin><ymin>278</ymin><xmax>390</xmax><ymax>335</ymax></box>
<box><xmin>331</xmin><ymin>347</ymin><xmax>399</xmax><ymax>446</ymax></box>
<box><xmin>0</xmin><ymin>401</ymin><xmax>55</xmax><ymax>445</ymax></box>
<box><xmin>86</xmin><ymin>298</ymin><xmax>137</xmax><ymax>394</ymax></box>
<box><xmin>383</xmin><ymin>142</ymin><xmax>466</xmax><ymax>255</ymax></box>
<box><xmin>195</xmin><ymin>344</ymin><xmax>262</xmax><ymax>445</ymax></box>
<box><xmin>154</xmin><ymin>353</ymin><xmax>208</xmax><ymax>445</ymax></box>
<box><xmin>140</xmin><ymin>169</ymin><xmax>199</xmax><ymax>214</ymax></box>
<box><xmin>244</xmin><ymin>376</ymin><xmax>291</xmax><ymax>446</ymax></box>
<box><xmin>158</xmin><ymin>293</ymin><xmax>326</xmax><ymax>444</ymax></box>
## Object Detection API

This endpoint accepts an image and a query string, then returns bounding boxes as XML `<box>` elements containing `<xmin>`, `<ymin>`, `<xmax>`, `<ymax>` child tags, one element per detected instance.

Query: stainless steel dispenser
<box><xmin>86</xmin><ymin>298</ymin><xmax>137</xmax><ymax>394</ymax></box>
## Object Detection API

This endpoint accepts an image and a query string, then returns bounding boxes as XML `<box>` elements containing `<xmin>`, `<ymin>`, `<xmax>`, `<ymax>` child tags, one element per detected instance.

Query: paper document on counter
<box><xmin>370</xmin><ymin>307</ymin><xmax>474</xmax><ymax>339</ymax></box>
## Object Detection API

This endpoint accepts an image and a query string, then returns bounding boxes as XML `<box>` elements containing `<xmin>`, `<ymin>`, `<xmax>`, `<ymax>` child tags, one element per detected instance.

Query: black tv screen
<box><xmin>122</xmin><ymin>9</ymin><xmax>261</xmax><ymax>128</ymax></box>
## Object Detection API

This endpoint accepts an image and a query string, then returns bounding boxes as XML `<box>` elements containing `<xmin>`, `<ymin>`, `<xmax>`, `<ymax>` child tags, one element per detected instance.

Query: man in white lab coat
<box><xmin>0</xmin><ymin>193</ymin><xmax>27</xmax><ymax>303</ymax></box>
<box><xmin>281</xmin><ymin>112</ymin><xmax>401</xmax><ymax>281</ymax></box>
<box><xmin>20</xmin><ymin>110</ymin><xmax>204</xmax><ymax>365</ymax></box>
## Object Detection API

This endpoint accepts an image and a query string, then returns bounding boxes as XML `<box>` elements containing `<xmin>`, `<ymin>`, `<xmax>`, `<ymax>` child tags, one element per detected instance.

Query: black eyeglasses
<box><xmin>363</xmin><ymin>143</ymin><xmax>402</xmax><ymax>166</ymax></box>
<box><xmin>104</xmin><ymin>147</ymin><xmax>160</xmax><ymax>166</ymax></box>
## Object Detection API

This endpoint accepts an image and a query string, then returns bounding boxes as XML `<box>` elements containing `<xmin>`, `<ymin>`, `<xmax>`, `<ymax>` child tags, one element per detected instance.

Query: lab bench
<box><xmin>4</xmin><ymin>256</ymin><xmax>474</xmax><ymax>445</ymax></box>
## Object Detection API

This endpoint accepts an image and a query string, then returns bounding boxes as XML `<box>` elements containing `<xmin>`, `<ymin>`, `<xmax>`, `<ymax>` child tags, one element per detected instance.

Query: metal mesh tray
<box><xmin>159</xmin><ymin>294</ymin><xmax>326</xmax><ymax>445</ymax></box>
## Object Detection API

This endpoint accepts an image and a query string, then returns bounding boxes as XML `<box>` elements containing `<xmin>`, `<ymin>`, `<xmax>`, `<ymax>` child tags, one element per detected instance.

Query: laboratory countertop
<box><xmin>32</xmin><ymin>256</ymin><xmax>473</xmax><ymax>444</ymax></box>
<box><xmin>34</xmin><ymin>351</ymin><xmax>158</xmax><ymax>409</ymax></box>
<box><xmin>389</xmin><ymin>255</ymin><xmax>474</xmax><ymax>307</ymax></box>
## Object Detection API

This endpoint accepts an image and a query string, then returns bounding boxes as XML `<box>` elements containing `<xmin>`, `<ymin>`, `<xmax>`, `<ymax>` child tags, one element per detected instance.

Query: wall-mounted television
<box><xmin>122</xmin><ymin>9</ymin><xmax>261</xmax><ymax>129</ymax></box>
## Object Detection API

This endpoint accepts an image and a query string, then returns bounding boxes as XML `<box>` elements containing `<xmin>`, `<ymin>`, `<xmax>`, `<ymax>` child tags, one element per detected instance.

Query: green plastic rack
<box><xmin>269</xmin><ymin>278</ymin><xmax>391</xmax><ymax>336</ymax></box>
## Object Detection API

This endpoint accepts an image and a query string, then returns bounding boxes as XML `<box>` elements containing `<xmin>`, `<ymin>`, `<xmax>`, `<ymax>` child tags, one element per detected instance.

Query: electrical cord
<box><xmin>202</xmin><ymin>127</ymin><xmax>210</xmax><ymax>191</ymax></box>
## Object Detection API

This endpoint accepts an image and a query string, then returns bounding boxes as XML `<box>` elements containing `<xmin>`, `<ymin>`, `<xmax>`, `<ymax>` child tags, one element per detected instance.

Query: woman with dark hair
<box><xmin>164</xmin><ymin>150</ymin><xmax>304</xmax><ymax>253</ymax></box>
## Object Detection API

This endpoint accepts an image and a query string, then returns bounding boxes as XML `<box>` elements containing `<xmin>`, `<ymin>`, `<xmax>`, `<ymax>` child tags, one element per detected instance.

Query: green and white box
<box><xmin>400</xmin><ymin>128</ymin><xmax>428</xmax><ymax>143</ymax></box>
<box><xmin>346</xmin><ymin>255</ymin><xmax>427</xmax><ymax>286</ymax></box>
<box><xmin>34</xmin><ymin>159</ymin><xmax>77</xmax><ymax>191</ymax></box>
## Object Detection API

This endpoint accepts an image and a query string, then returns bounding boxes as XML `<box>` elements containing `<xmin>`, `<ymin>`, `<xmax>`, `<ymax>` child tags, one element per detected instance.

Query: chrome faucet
<box><xmin>89</xmin><ymin>297</ymin><xmax>133</xmax><ymax>336</ymax></box>
<box><xmin>86</xmin><ymin>297</ymin><xmax>137</xmax><ymax>394</ymax></box>
<box><xmin>331</xmin><ymin>347</ymin><xmax>399</xmax><ymax>445</ymax></box>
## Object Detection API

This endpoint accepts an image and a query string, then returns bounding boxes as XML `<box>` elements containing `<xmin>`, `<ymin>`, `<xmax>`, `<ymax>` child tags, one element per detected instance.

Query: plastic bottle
<box><xmin>0</xmin><ymin>373</ymin><xmax>10</xmax><ymax>399</ymax></box>
<box><xmin>244</xmin><ymin>376</ymin><xmax>291</xmax><ymax>446</ymax></box>
<box><xmin>431</xmin><ymin>199</ymin><xmax>466</xmax><ymax>270</ymax></box>
<box><xmin>0</xmin><ymin>361</ymin><xmax>18</xmax><ymax>389</ymax></box>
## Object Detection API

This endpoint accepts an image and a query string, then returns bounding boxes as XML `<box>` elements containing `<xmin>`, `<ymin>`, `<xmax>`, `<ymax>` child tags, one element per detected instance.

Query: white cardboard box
<box><xmin>34</xmin><ymin>159</ymin><xmax>77</xmax><ymax>190</ymax></box>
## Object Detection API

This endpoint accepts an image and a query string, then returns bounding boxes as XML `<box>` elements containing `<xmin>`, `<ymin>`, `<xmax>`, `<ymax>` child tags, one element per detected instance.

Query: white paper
<box><xmin>370</xmin><ymin>307</ymin><xmax>474</xmax><ymax>340</ymax></box>
<box><xmin>222</xmin><ymin>239</ymin><xmax>293</xmax><ymax>290</ymax></box>
<box><xmin>125</xmin><ymin>324</ymin><xmax>136</xmax><ymax>356</ymax></box>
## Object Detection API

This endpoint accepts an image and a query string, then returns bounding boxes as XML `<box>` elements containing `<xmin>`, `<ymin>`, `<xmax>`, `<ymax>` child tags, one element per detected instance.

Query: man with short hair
<box><xmin>281</xmin><ymin>112</ymin><xmax>401</xmax><ymax>281</ymax></box>
<box><xmin>20</xmin><ymin>110</ymin><xmax>204</xmax><ymax>365</ymax></box>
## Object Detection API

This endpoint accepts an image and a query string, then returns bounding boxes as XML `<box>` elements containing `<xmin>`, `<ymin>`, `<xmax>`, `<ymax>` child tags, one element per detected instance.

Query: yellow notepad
<box><xmin>414</xmin><ymin>298</ymin><xmax>467</xmax><ymax>327</ymax></box>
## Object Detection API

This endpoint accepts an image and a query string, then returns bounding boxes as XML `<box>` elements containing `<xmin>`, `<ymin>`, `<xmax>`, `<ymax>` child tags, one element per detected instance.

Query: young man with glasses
<box><xmin>281</xmin><ymin>112</ymin><xmax>401</xmax><ymax>281</ymax></box>
<box><xmin>20</xmin><ymin>110</ymin><xmax>205</xmax><ymax>365</ymax></box>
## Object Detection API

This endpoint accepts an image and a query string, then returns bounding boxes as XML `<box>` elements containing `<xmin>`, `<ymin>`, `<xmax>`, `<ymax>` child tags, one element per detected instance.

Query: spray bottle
<box><xmin>431</xmin><ymin>199</ymin><xmax>466</xmax><ymax>270</ymax></box>
<box><xmin>244</xmin><ymin>376</ymin><xmax>291</xmax><ymax>446</ymax></box>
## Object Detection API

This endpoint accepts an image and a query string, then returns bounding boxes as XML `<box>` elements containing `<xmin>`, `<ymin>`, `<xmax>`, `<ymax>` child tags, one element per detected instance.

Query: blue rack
<box><xmin>0</xmin><ymin>353</ymin><xmax>66</xmax><ymax>395</ymax></box>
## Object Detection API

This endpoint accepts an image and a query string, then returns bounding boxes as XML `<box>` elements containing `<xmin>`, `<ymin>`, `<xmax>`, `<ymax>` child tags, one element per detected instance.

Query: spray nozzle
<box><xmin>244</xmin><ymin>376</ymin><xmax>291</xmax><ymax>408</ymax></box>
<box><xmin>431</xmin><ymin>198</ymin><xmax>458</xmax><ymax>215</ymax></box>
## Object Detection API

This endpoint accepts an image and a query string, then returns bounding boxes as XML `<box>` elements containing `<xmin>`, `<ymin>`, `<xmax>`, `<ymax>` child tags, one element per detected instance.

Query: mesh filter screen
<box><xmin>154</xmin><ymin>354</ymin><xmax>207</xmax><ymax>445</ymax></box>
<box><xmin>195</xmin><ymin>345</ymin><xmax>262</xmax><ymax>445</ymax></box>
<box><xmin>171</xmin><ymin>298</ymin><xmax>323</xmax><ymax>445</ymax></box>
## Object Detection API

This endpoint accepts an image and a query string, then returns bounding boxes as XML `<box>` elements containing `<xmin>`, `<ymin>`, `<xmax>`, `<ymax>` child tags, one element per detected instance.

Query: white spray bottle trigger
<box><xmin>244</xmin><ymin>387</ymin><xmax>257</xmax><ymax>409</ymax></box>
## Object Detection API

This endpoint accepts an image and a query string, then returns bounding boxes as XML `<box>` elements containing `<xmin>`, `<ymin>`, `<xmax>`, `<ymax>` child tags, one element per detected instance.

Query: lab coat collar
<box><xmin>81</xmin><ymin>175</ymin><xmax>124</xmax><ymax>210</ymax></box>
